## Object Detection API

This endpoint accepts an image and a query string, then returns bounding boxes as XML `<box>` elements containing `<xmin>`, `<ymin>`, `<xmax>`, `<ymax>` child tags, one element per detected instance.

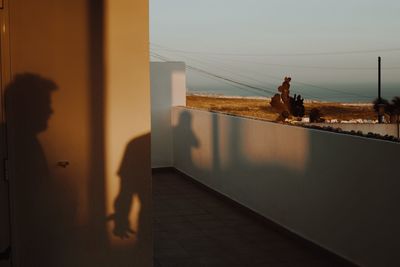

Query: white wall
<box><xmin>172</xmin><ymin>107</ymin><xmax>400</xmax><ymax>267</ymax></box>
<box><xmin>151</xmin><ymin>62</ymin><xmax>186</xmax><ymax>167</ymax></box>
<box><xmin>309</xmin><ymin>123</ymin><xmax>399</xmax><ymax>138</ymax></box>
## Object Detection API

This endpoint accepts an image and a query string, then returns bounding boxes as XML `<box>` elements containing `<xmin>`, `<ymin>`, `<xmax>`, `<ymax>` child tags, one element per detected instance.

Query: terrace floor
<box><xmin>153</xmin><ymin>169</ymin><xmax>356</xmax><ymax>267</ymax></box>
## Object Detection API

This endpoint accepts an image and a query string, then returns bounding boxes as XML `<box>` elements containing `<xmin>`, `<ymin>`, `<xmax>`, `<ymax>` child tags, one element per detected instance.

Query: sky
<box><xmin>150</xmin><ymin>0</ymin><xmax>400</xmax><ymax>102</ymax></box>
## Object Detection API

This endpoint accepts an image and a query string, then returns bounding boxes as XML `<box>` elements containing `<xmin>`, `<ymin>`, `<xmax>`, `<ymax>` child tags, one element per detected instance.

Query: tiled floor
<box><xmin>153</xmin><ymin>169</ymin><xmax>356</xmax><ymax>267</ymax></box>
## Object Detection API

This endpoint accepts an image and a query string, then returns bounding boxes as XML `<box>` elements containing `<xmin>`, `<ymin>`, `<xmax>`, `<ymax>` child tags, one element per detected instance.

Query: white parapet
<box><xmin>151</xmin><ymin>62</ymin><xmax>186</xmax><ymax>167</ymax></box>
<box><xmin>172</xmin><ymin>106</ymin><xmax>400</xmax><ymax>267</ymax></box>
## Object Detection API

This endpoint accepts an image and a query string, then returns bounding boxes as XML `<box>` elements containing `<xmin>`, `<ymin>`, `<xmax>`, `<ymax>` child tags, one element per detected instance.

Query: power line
<box><xmin>189</xmin><ymin>78</ymin><xmax>266</xmax><ymax>97</ymax></box>
<box><xmin>152</xmin><ymin>44</ymin><xmax>400</xmax><ymax>70</ymax></box>
<box><xmin>151</xmin><ymin>49</ymin><xmax>371</xmax><ymax>99</ymax></box>
<box><xmin>197</xmin><ymin>57</ymin><xmax>400</xmax><ymax>70</ymax></box>
<box><xmin>151</xmin><ymin>52</ymin><xmax>277</xmax><ymax>96</ymax></box>
<box><xmin>150</xmin><ymin>53</ymin><xmax>266</xmax><ymax>96</ymax></box>
<box><xmin>150</xmin><ymin>52</ymin><xmax>370</xmax><ymax>100</ymax></box>
<box><xmin>152</xmin><ymin>50</ymin><xmax>320</xmax><ymax>99</ymax></box>
<box><xmin>153</xmin><ymin>50</ymin><xmax>277</xmax><ymax>88</ymax></box>
<box><xmin>245</xmin><ymin>66</ymin><xmax>372</xmax><ymax>99</ymax></box>
<box><xmin>151</xmin><ymin>53</ymin><xmax>267</xmax><ymax>96</ymax></box>
<box><xmin>151</xmin><ymin>42</ymin><xmax>400</xmax><ymax>57</ymax></box>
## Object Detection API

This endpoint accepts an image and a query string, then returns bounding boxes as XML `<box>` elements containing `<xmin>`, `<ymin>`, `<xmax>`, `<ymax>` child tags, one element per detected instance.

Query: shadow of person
<box><xmin>107</xmin><ymin>133</ymin><xmax>151</xmax><ymax>258</ymax></box>
<box><xmin>173</xmin><ymin>110</ymin><xmax>199</xmax><ymax>171</ymax></box>
<box><xmin>5</xmin><ymin>73</ymin><xmax>64</xmax><ymax>266</ymax></box>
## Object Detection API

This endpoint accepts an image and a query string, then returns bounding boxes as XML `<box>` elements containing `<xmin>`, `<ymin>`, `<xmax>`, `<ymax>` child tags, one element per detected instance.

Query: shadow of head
<box><xmin>178</xmin><ymin>110</ymin><xmax>193</xmax><ymax>129</ymax></box>
<box><xmin>176</xmin><ymin>110</ymin><xmax>199</xmax><ymax>148</ymax></box>
<box><xmin>6</xmin><ymin>73</ymin><xmax>58</xmax><ymax>134</ymax></box>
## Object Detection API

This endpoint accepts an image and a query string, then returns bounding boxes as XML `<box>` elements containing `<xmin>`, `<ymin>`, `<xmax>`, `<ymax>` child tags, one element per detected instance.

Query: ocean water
<box><xmin>187</xmin><ymin>83</ymin><xmax>399</xmax><ymax>103</ymax></box>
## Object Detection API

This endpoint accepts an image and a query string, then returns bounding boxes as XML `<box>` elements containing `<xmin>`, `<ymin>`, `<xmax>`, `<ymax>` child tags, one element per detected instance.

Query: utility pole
<box><xmin>377</xmin><ymin>56</ymin><xmax>384</xmax><ymax>123</ymax></box>
<box><xmin>378</xmin><ymin>56</ymin><xmax>381</xmax><ymax>101</ymax></box>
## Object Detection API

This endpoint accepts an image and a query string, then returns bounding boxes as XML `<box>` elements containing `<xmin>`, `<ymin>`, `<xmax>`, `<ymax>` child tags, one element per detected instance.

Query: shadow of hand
<box><xmin>107</xmin><ymin>213</ymin><xmax>136</xmax><ymax>239</ymax></box>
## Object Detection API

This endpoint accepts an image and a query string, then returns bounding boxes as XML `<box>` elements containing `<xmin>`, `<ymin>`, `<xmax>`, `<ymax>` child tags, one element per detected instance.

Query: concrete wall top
<box><xmin>309</xmin><ymin>122</ymin><xmax>399</xmax><ymax>138</ymax></box>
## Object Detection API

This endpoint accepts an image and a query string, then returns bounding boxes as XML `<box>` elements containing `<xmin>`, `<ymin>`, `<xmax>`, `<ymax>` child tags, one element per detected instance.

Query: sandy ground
<box><xmin>186</xmin><ymin>95</ymin><xmax>376</xmax><ymax>122</ymax></box>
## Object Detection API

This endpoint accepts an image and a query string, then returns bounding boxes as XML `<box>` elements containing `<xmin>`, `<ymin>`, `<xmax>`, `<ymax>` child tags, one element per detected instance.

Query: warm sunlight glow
<box><xmin>172</xmin><ymin>109</ymin><xmax>213</xmax><ymax>171</ymax></box>
<box><xmin>104</xmin><ymin>133</ymin><xmax>149</xmax><ymax>246</ymax></box>
<box><xmin>240</xmin><ymin>122</ymin><xmax>309</xmax><ymax>172</ymax></box>
<box><xmin>171</xmin><ymin>69</ymin><xmax>186</xmax><ymax>106</ymax></box>
<box><xmin>173</xmin><ymin>108</ymin><xmax>309</xmax><ymax>174</ymax></box>
<box><xmin>104</xmin><ymin>0</ymin><xmax>150</xmax><ymax>249</ymax></box>
<box><xmin>106</xmin><ymin>194</ymin><xmax>141</xmax><ymax>246</ymax></box>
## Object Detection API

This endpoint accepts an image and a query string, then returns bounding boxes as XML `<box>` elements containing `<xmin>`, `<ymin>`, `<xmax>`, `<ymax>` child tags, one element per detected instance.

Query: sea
<box><xmin>187</xmin><ymin>83</ymin><xmax>399</xmax><ymax>103</ymax></box>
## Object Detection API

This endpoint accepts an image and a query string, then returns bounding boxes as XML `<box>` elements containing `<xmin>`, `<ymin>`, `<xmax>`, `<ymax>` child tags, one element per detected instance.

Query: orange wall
<box><xmin>104</xmin><ymin>0</ymin><xmax>152</xmax><ymax>264</ymax></box>
<box><xmin>5</xmin><ymin>0</ymin><xmax>151</xmax><ymax>266</ymax></box>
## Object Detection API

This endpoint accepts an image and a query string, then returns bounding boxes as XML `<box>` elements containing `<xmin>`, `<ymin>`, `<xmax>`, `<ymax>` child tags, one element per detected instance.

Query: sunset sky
<box><xmin>150</xmin><ymin>0</ymin><xmax>400</xmax><ymax>101</ymax></box>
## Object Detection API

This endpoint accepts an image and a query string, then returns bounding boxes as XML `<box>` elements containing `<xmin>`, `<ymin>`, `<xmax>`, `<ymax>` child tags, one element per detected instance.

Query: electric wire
<box><xmin>151</xmin><ymin>42</ymin><xmax>400</xmax><ymax>57</ymax></box>
<box><xmin>152</xmin><ymin>50</ymin><xmax>320</xmax><ymax>99</ymax></box>
<box><xmin>150</xmin><ymin>54</ymin><xmax>266</xmax><ymax>96</ymax></box>
<box><xmin>151</xmin><ymin>43</ymin><xmax>400</xmax><ymax>70</ymax></box>
<box><xmin>196</xmin><ymin>57</ymin><xmax>400</xmax><ymax>71</ymax></box>
<box><xmin>151</xmin><ymin>52</ymin><xmax>277</xmax><ymax>96</ymax></box>
<box><xmin>151</xmin><ymin>49</ymin><xmax>372</xmax><ymax>99</ymax></box>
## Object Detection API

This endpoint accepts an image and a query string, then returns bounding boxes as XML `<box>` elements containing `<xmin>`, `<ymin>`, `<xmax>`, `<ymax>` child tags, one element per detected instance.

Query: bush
<box><xmin>289</xmin><ymin>94</ymin><xmax>305</xmax><ymax>118</ymax></box>
<box><xmin>270</xmin><ymin>93</ymin><xmax>285</xmax><ymax>112</ymax></box>
<box><xmin>309</xmin><ymin>108</ymin><xmax>323</xmax><ymax>123</ymax></box>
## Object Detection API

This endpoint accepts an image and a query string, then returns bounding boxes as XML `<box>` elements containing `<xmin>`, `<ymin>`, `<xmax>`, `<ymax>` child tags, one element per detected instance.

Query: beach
<box><xmin>186</xmin><ymin>94</ymin><xmax>376</xmax><ymax>122</ymax></box>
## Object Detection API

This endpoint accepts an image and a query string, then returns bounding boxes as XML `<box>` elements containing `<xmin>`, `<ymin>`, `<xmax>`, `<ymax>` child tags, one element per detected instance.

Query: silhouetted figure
<box><xmin>108</xmin><ymin>134</ymin><xmax>151</xmax><ymax>249</ymax></box>
<box><xmin>175</xmin><ymin>111</ymin><xmax>199</xmax><ymax>165</ymax></box>
<box><xmin>179</xmin><ymin>111</ymin><xmax>198</xmax><ymax>144</ymax></box>
<box><xmin>5</xmin><ymin>73</ymin><xmax>60</xmax><ymax>266</ymax></box>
